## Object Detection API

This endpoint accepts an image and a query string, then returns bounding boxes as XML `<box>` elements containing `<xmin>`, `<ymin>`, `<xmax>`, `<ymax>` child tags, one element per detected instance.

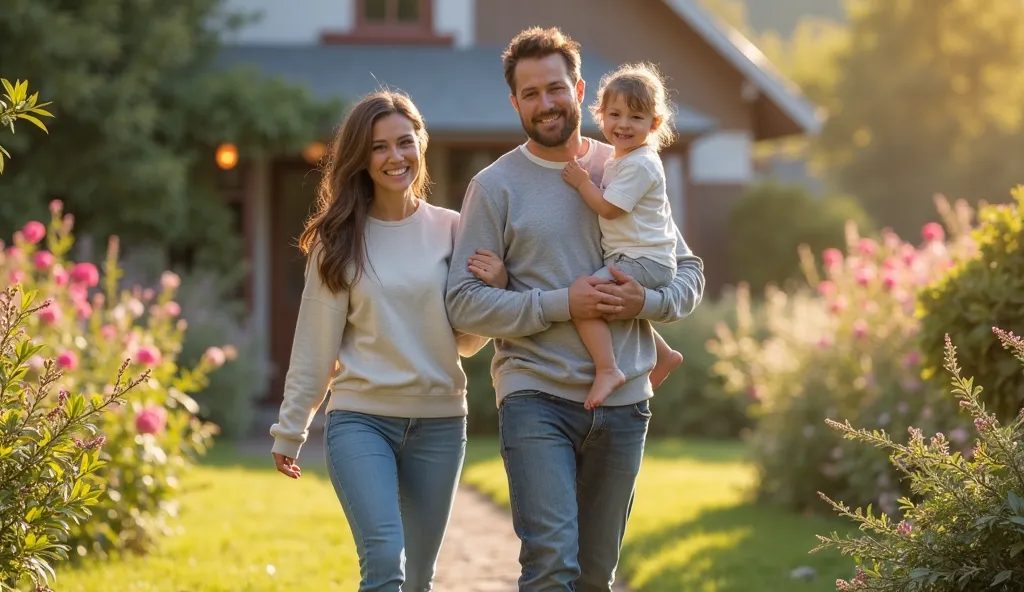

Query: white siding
<box><xmin>662</xmin><ymin>153</ymin><xmax>686</xmax><ymax>231</ymax></box>
<box><xmin>221</xmin><ymin>0</ymin><xmax>354</xmax><ymax>44</ymax></box>
<box><xmin>689</xmin><ymin>131</ymin><xmax>753</xmax><ymax>184</ymax></box>
<box><xmin>434</xmin><ymin>0</ymin><xmax>475</xmax><ymax>48</ymax></box>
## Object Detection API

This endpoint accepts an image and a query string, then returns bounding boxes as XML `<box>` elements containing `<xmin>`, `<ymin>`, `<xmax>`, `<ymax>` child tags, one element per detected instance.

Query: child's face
<box><xmin>599</xmin><ymin>93</ymin><xmax>657</xmax><ymax>153</ymax></box>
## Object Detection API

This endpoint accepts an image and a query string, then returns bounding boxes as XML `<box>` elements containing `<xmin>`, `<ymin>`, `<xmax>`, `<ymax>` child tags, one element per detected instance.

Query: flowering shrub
<box><xmin>813</xmin><ymin>331</ymin><xmax>1024</xmax><ymax>591</ymax></box>
<box><xmin>709</xmin><ymin>197</ymin><xmax>978</xmax><ymax>512</ymax></box>
<box><xmin>0</xmin><ymin>202</ymin><xmax>228</xmax><ymax>559</ymax></box>
<box><xmin>0</xmin><ymin>286</ymin><xmax>148</xmax><ymax>592</ymax></box>
<box><xmin>919</xmin><ymin>186</ymin><xmax>1024</xmax><ymax>423</ymax></box>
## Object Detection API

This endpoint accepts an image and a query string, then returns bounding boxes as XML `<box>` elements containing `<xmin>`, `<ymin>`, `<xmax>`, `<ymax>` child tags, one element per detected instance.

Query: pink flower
<box><xmin>164</xmin><ymin>301</ymin><xmax>181</xmax><ymax>317</ymax></box>
<box><xmin>857</xmin><ymin>238</ymin><xmax>878</xmax><ymax>256</ymax></box>
<box><xmin>76</xmin><ymin>300</ymin><xmax>93</xmax><ymax>320</ymax></box>
<box><xmin>21</xmin><ymin>221</ymin><xmax>46</xmax><ymax>244</ymax></box>
<box><xmin>922</xmin><ymin>222</ymin><xmax>945</xmax><ymax>243</ymax></box>
<box><xmin>829</xmin><ymin>296</ymin><xmax>848</xmax><ymax>314</ymax></box>
<box><xmin>855</xmin><ymin>267</ymin><xmax>874</xmax><ymax>286</ymax></box>
<box><xmin>135</xmin><ymin>406</ymin><xmax>168</xmax><ymax>435</ymax></box>
<box><xmin>161</xmin><ymin>271</ymin><xmax>181</xmax><ymax>291</ymax></box>
<box><xmin>816</xmin><ymin>337</ymin><xmax>831</xmax><ymax>349</ymax></box>
<box><xmin>38</xmin><ymin>301</ymin><xmax>61</xmax><ymax>325</ymax></box>
<box><xmin>882</xmin><ymin>272</ymin><xmax>898</xmax><ymax>290</ymax></box>
<box><xmin>8</xmin><ymin>270</ymin><xmax>25</xmax><ymax>285</ymax></box>
<box><xmin>881</xmin><ymin>257</ymin><xmax>899</xmax><ymax>271</ymax></box>
<box><xmin>6</xmin><ymin>246</ymin><xmax>21</xmax><ymax>260</ymax></box>
<box><xmin>203</xmin><ymin>346</ymin><xmax>227</xmax><ymax>368</ymax></box>
<box><xmin>135</xmin><ymin>346</ymin><xmax>162</xmax><ymax>367</ymax></box>
<box><xmin>28</xmin><ymin>355</ymin><xmax>46</xmax><ymax>371</ymax></box>
<box><xmin>49</xmin><ymin>199</ymin><xmax>63</xmax><ymax>214</ymax></box>
<box><xmin>900</xmin><ymin>244</ymin><xmax>917</xmax><ymax>266</ymax></box>
<box><xmin>897</xmin><ymin>521</ymin><xmax>912</xmax><ymax>535</ymax></box>
<box><xmin>56</xmin><ymin>350</ymin><xmax>78</xmax><ymax>370</ymax></box>
<box><xmin>33</xmin><ymin>250</ymin><xmax>55</xmax><ymax>270</ymax></box>
<box><xmin>903</xmin><ymin>351</ymin><xmax>921</xmax><ymax>367</ymax></box>
<box><xmin>817</xmin><ymin>280</ymin><xmax>836</xmax><ymax>296</ymax></box>
<box><xmin>101</xmin><ymin>324</ymin><xmax>118</xmax><ymax>341</ymax></box>
<box><xmin>852</xmin><ymin>319</ymin><xmax>868</xmax><ymax>339</ymax></box>
<box><xmin>822</xmin><ymin>248</ymin><xmax>843</xmax><ymax>268</ymax></box>
<box><xmin>70</xmin><ymin>262</ymin><xmax>99</xmax><ymax>287</ymax></box>
<box><xmin>52</xmin><ymin>264</ymin><xmax>69</xmax><ymax>286</ymax></box>
<box><xmin>746</xmin><ymin>385</ymin><xmax>763</xmax><ymax>401</ymax></box>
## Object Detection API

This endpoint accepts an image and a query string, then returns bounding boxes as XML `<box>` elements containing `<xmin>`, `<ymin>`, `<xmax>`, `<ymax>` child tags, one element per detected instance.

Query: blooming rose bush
<box><xmin>708</xmin><ymin>197</ymin><xmax>978</xmax><ymax>513</ymax></box>
<box><xmin>813</xmin><ymin>331</ymin><xmax>1024</xmax><ymax>591</ymax></box>
<box><xmin>0</xmin><ymin>201</ymin><xmax>232</xmax><ymax>559</ymax></box>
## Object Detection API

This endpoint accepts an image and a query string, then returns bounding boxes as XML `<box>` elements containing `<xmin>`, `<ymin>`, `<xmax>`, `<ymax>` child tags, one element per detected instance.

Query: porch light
<box><xmin>303</xmin><ymin>142</ymin><xmax>328</xmax><ymax>165</ymax></box>
<box><xmin>215</xmin><ymin>143</ymin><xmax>239</xmax><ymax>170</ymax></box>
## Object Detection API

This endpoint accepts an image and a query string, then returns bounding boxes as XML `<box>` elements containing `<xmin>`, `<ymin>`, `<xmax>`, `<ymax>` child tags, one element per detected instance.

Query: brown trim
<box><xmin>322</xmin><ymin>0</ymin><xmax>454</xmax><ymax>45</ymax></box>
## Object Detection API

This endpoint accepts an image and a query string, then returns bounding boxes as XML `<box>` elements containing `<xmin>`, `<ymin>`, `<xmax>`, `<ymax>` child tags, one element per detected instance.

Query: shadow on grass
<box><xmin>199</xmin><ymin>438</ymin><xmax>332</xmax><ymax>477</ymax></box>
<box><xmin>622</xmin><ymin>502</ymin><xmax>854</xmax><ymax>592</ymax></box>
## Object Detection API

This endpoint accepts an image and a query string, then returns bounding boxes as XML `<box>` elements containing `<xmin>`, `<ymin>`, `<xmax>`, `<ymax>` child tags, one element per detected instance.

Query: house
<box><xmin>214</xmin><ymin>0</ymin><xmax>822</xmax><ymax>402</ymax></box>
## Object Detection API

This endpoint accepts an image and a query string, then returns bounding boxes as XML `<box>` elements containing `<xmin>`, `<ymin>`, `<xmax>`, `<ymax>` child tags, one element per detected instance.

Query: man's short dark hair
<box><xmin>501</xmin><ymin>26</ymin><xmax>582</xmax><ymax>96</ymax></box>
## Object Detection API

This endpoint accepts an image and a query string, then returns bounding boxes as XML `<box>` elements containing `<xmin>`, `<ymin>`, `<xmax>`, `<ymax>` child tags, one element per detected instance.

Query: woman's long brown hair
<box><xmin>298</xmin><ymin>91</ymin><xmax>430</xmax><ymax>294</ymax></box>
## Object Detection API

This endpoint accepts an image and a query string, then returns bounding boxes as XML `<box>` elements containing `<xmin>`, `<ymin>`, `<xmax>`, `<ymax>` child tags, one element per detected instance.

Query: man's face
<box><xmin>510</xmin><ymin>54</ymin><xmax>585</xmax><ymax>148</ymax></box>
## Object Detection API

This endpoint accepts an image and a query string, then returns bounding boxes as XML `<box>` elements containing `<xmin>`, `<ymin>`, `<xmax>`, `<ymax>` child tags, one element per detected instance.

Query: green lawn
<box><xmin>53</xmin><ymin>447</ymin><xmax>361</xmax><ymax>591</ymax></box>
<box><xmin>463</xmin><ymin>437</ymin><xmax>856</xmax><ymax>592</ymax></box>
<box><xmin>54</xmin><ymin>438</ymin><xmax>854</xmax><ymax>591</ymax></box>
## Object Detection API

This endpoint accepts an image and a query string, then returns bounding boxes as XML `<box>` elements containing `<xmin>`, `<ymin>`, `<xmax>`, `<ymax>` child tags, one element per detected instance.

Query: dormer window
<box><xmin>321</xmin><ymin>0</ymin><xmax>451</xmax><ymax>45</ymax></box>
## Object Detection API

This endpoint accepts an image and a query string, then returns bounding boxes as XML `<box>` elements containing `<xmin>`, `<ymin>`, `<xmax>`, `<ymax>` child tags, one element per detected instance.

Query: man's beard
<box><xmin>521</xmin><ymin>104</ymin><xmax>581</xmax><ymax>148</ymax></box>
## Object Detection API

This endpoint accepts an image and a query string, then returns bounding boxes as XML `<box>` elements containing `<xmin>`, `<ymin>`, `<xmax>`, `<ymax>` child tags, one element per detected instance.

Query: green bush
<box><xmin>463</xmin><ymin>294</ymin><xmax>751</xmax><ymax>439</ymax></box>
<box><xmin>0</xmin><ymin>286</ymin><xmax>147</xmax><ymax>592</ymax></box>
<box><xmin>918</xmin><ymin>186</ymin><xmax>1024</xmax><ymax>423</ymax></box>
<box><xmin>814</xmin><ymin>330</ymin><xmax>1024</xmax><ymax>591</ymax></box>
<box><xmin>728</xmin><ymin>182</ymin><xmax>873</xmax><ymax>293</ymax></box>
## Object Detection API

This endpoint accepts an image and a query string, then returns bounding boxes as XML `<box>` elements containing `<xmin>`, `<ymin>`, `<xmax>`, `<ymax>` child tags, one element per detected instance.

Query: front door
<box><xmin>267</xmin><ymin>162</ymin><xmax>321</xmax><ymax>403</ymax></box>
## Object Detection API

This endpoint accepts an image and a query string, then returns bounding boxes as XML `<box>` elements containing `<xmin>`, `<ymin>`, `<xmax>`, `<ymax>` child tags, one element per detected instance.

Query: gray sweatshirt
<box><xmin>445</xmin><ymin>140</ymin><xmax>706</xmax><ymax>407</ymax></box>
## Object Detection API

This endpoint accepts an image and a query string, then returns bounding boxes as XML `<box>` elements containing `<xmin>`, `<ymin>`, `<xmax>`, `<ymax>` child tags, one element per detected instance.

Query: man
<box><xmin>445</xmin><ymin>26</ymin><xmax>705</xmax><ymax>591</ymax></box>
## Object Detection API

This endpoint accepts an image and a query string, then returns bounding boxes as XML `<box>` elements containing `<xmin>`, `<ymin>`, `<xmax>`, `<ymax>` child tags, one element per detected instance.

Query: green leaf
<box><xmin>90</xmin><ymin>394</ymin><xmax>104</xmax><ymax>409</ymax></box>
<box><xmin>2</xmin><ymin>78</ymin><xmax>15</xmax><ymax>99</ymax></box>
<box><xmin>1009</xmin><ymin>542</ymin><xmax>1024</xmax><ymax>558</ymax></box>
<box><xmin>1008</xmin><ymin>516</ymin><xmax>1024</xmax><ymax>527</ymax></box>
<box><xmin>910</xmin><ymin>568</ymin><xmax>932</xmax><ymax>581</ymax></box>
<box><xmin>17</xmin><ymin>113</ymin><xmax>49</xmax><ymax>133</ymax></box>
<box><xmin>21</xmin><ymin>288</ymin><xmax>37</xmax><ymax>309</ymax></box>
<box><xmin>992</xmin><ymin>571</ymin><xmax>1012</xmax><ymax>586</ymax></box>
<box><xmin>1009</xmin><ymin>491</ymin><xmax>1024</xmax><ymax>515</ymax></box>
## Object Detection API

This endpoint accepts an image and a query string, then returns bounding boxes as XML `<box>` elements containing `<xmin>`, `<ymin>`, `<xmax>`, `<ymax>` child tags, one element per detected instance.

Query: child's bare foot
<box><xmin>585</xmin><ymin>368</ymin><xmax>626</xmax><ymax>410</ymax></box>
<box><xmin>650</xmin><ymin>350</ymin><xmax>683</xmax><ymax>390</ymax></box>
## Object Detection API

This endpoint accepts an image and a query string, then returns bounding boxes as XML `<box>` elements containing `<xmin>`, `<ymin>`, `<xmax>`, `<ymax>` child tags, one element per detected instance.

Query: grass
<box><xmin>53</xmin><ymin>445</ymin><xmax>360</xmax><ymax>592</ymax></box>
<box><xmin>462</xmin><ymin>437</ymin><xmax>856</xmax><ymax>592</ymax></box>
<box><xmin>53</xmin><ymin>437</ymin><xmax>855</xmax><ymax>591</ymax></box>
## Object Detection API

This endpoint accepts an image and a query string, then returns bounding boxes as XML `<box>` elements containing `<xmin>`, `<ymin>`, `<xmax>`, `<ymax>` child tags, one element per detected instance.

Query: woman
<box><xmin>270</xmin><ymin>91</ymin><xmax>494</xmax><ymax>592</ymax></box>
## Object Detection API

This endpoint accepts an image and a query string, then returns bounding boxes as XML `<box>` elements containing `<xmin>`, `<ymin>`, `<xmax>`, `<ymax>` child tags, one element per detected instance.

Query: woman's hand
<box><xmin>273</xmin><ymin>452</ymin><xmax>302</xmax><ymax>479</ymax></box>
<box><xmin>468</xmin><ymin>249</ymin><xmax>508</xmax><ymax>289</ymax></box>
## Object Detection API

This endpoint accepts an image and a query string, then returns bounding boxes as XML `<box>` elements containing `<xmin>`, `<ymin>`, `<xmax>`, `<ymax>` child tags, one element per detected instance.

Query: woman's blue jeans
<box><xmin>324</xmin><ymin>410</ymin><xmax>467</xmax><ymax>592</ymax></box>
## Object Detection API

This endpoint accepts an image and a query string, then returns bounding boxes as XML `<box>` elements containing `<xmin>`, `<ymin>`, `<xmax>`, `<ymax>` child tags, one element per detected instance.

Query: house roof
<box><xmin>213</xmin><ymin>44</ymin><xmax>717</xmax><ymax>138</ymax></box>
<box><xmin>662</xmin><ymin>0</ymin><xmax>824</xmax><ymax>134</ymax></box>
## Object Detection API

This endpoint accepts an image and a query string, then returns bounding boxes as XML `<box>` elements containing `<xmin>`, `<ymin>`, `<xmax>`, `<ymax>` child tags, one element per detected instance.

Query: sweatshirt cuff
<box><xmin>272</xmin><ymin>437</ymin><xmax>303</xmax><ymax>460</ymax></box>
<box><xmin>638</xmin><ymin>288</ymin><xmax>664</xmax><ymax>321</ymax></box>
<box><xmin>540</xmin><ymin>288</ymin><xmax>571</xmax><ymax>323</ymax></box>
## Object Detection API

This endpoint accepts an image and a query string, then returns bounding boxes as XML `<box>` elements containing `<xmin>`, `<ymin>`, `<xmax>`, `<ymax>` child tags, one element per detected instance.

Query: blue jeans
<box><xmin>324</xmin><ymin>410</ymin><xmax>467</xmax><ymax>592</ymax></box>
<box><xmin>498</xmin><ymin>390</ymin><xmax>651</xmax><ymax>591</ymax></box>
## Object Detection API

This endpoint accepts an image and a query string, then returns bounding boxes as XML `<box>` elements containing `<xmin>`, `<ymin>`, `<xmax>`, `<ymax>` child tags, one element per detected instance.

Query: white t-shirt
<box><xmin>599</xmin><ymin>145</ymin><xmax>677</xmax><ymax>269</ymax></box>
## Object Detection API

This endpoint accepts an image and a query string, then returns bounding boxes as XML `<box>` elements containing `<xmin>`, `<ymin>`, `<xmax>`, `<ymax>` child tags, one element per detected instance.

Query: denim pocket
<box><xmin>632</xmin><ymin>400</ymin><xmax>653</xmax><ymax>419</ymax></box>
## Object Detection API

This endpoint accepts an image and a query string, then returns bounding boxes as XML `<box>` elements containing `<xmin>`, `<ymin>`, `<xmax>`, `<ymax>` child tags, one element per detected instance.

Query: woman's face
<box><xmin>367</xmin><ymin>113</ymin><xmax>420</xmax><ymax>197</ymax></box>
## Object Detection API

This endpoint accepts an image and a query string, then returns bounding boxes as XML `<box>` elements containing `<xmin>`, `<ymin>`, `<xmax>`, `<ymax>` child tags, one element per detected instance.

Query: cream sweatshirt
<box><xmin>270</xmin><ymin>202</ymin><xmax>488</xmax><ymax>460</ymax></box>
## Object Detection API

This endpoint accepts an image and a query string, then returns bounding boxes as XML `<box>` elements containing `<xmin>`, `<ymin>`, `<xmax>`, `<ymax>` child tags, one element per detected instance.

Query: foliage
<box><xmin>0</xmin><ymin>202</ymin><xmax>230</xmax><ymax>559</ymax></box>
<box><xmin>0</xmin><ymin>0</ymin><xmax>339</xmax><ymax>273</ymax></box>
<box><xmin>818</xmin><ymin>0</ymin><xmax>1024</xmax><ymax>238</ymax></box>
<box><xmin>918</xmin><ymin>186</ymin><xmax>1024</xmax><ymax>424</ymax></box>
<box><xmin>709</xmin><ymin>197</ymin><xmax>977</xmax><ymax>513</ymax></box>
<box><xmin>813</xmin><ymin>331</ymin><xmax>1024</xmax><ymax>592</ymax></box>
<box><xmin>0</xmin><ymin>79</ymin><xmax>53</xmax><ymax>174</ymax></box>
<box><xmin>728</xmin><ymin>182</ymin><xmax>873</xmax><ymax>293</ymax></box>
<box><xmin>0</xmin><ymin>286</ymin><xmax>148</xmax><ymax>592</ymax></box>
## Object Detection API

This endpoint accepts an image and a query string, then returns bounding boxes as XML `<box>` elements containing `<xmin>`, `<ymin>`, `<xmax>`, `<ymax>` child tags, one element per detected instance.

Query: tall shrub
<box><xmin>710</xmin><ymin>197</ymin><xmax>977</xmax><ymax>512</ymax></box>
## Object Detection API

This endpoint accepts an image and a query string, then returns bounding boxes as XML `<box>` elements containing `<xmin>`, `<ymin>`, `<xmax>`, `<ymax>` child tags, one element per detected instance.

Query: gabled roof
<box><xmin>662</xmin><ymin>0</ymin><xmax>824</xmax><ymax>134</ymax></box>
<box><xmin>214</xmin><ymin>44</ymin><xmax>717</xmax><ymax>138</ymax></box>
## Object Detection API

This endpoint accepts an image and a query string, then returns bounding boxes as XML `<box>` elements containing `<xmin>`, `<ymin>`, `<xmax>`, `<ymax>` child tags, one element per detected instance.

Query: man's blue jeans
<box><xmin>324</xmin><ymin>410</ymin><xmax>467</xmax><ymax>592</ymax></box>
<box><xmin>498</xmin><ymin>390</ymin><xmax>651</xmax><ymax>591</ymax></box>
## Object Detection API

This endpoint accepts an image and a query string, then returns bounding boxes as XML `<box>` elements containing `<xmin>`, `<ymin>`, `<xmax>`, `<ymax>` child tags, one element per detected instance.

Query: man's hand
<box><xmin>561</xmin><ymin>159</ymin><xmax>590</xmax><ymax>190</ymax></box>
<box><xmin>595</xmin><ymin>266</ymin><xmax>645</xmax><ymax>321</ymax></box>
<box><xmin>569</xmin><ymin>275</ymin><xmax>625</xmax><ymax>320</ymax></box>
<box><xmin>273</xmin><ymin>452</ymin><xmax>302</xmax><ymax>479</ymax></box>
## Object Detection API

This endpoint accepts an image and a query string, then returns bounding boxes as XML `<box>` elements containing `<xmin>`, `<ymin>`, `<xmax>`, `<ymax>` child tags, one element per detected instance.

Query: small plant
<box><xmin>0</xmin><ymin>286</ymin><xmax>148</xmax><ymax>592</ymax></box>
<box><xmin>813</xmin><ymin>330</ymin><xmax>1024</xmax><ymax>591</ymax></box>
<box><xmin>0</xmin><ymin>78</ymin><xmax>53</xmax><ymax>174</ymax></box>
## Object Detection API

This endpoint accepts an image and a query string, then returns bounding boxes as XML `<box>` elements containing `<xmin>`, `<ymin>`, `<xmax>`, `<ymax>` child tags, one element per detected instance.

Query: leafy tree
<box><xmin>818</xmin><ymin>0</ymin><xmax>1024</xmax><ymax>238</ymax></box>
<box><xmin>0</xmin><ymin>0</ymin><xmax>338</xmax><ymax>273</ymax></box>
